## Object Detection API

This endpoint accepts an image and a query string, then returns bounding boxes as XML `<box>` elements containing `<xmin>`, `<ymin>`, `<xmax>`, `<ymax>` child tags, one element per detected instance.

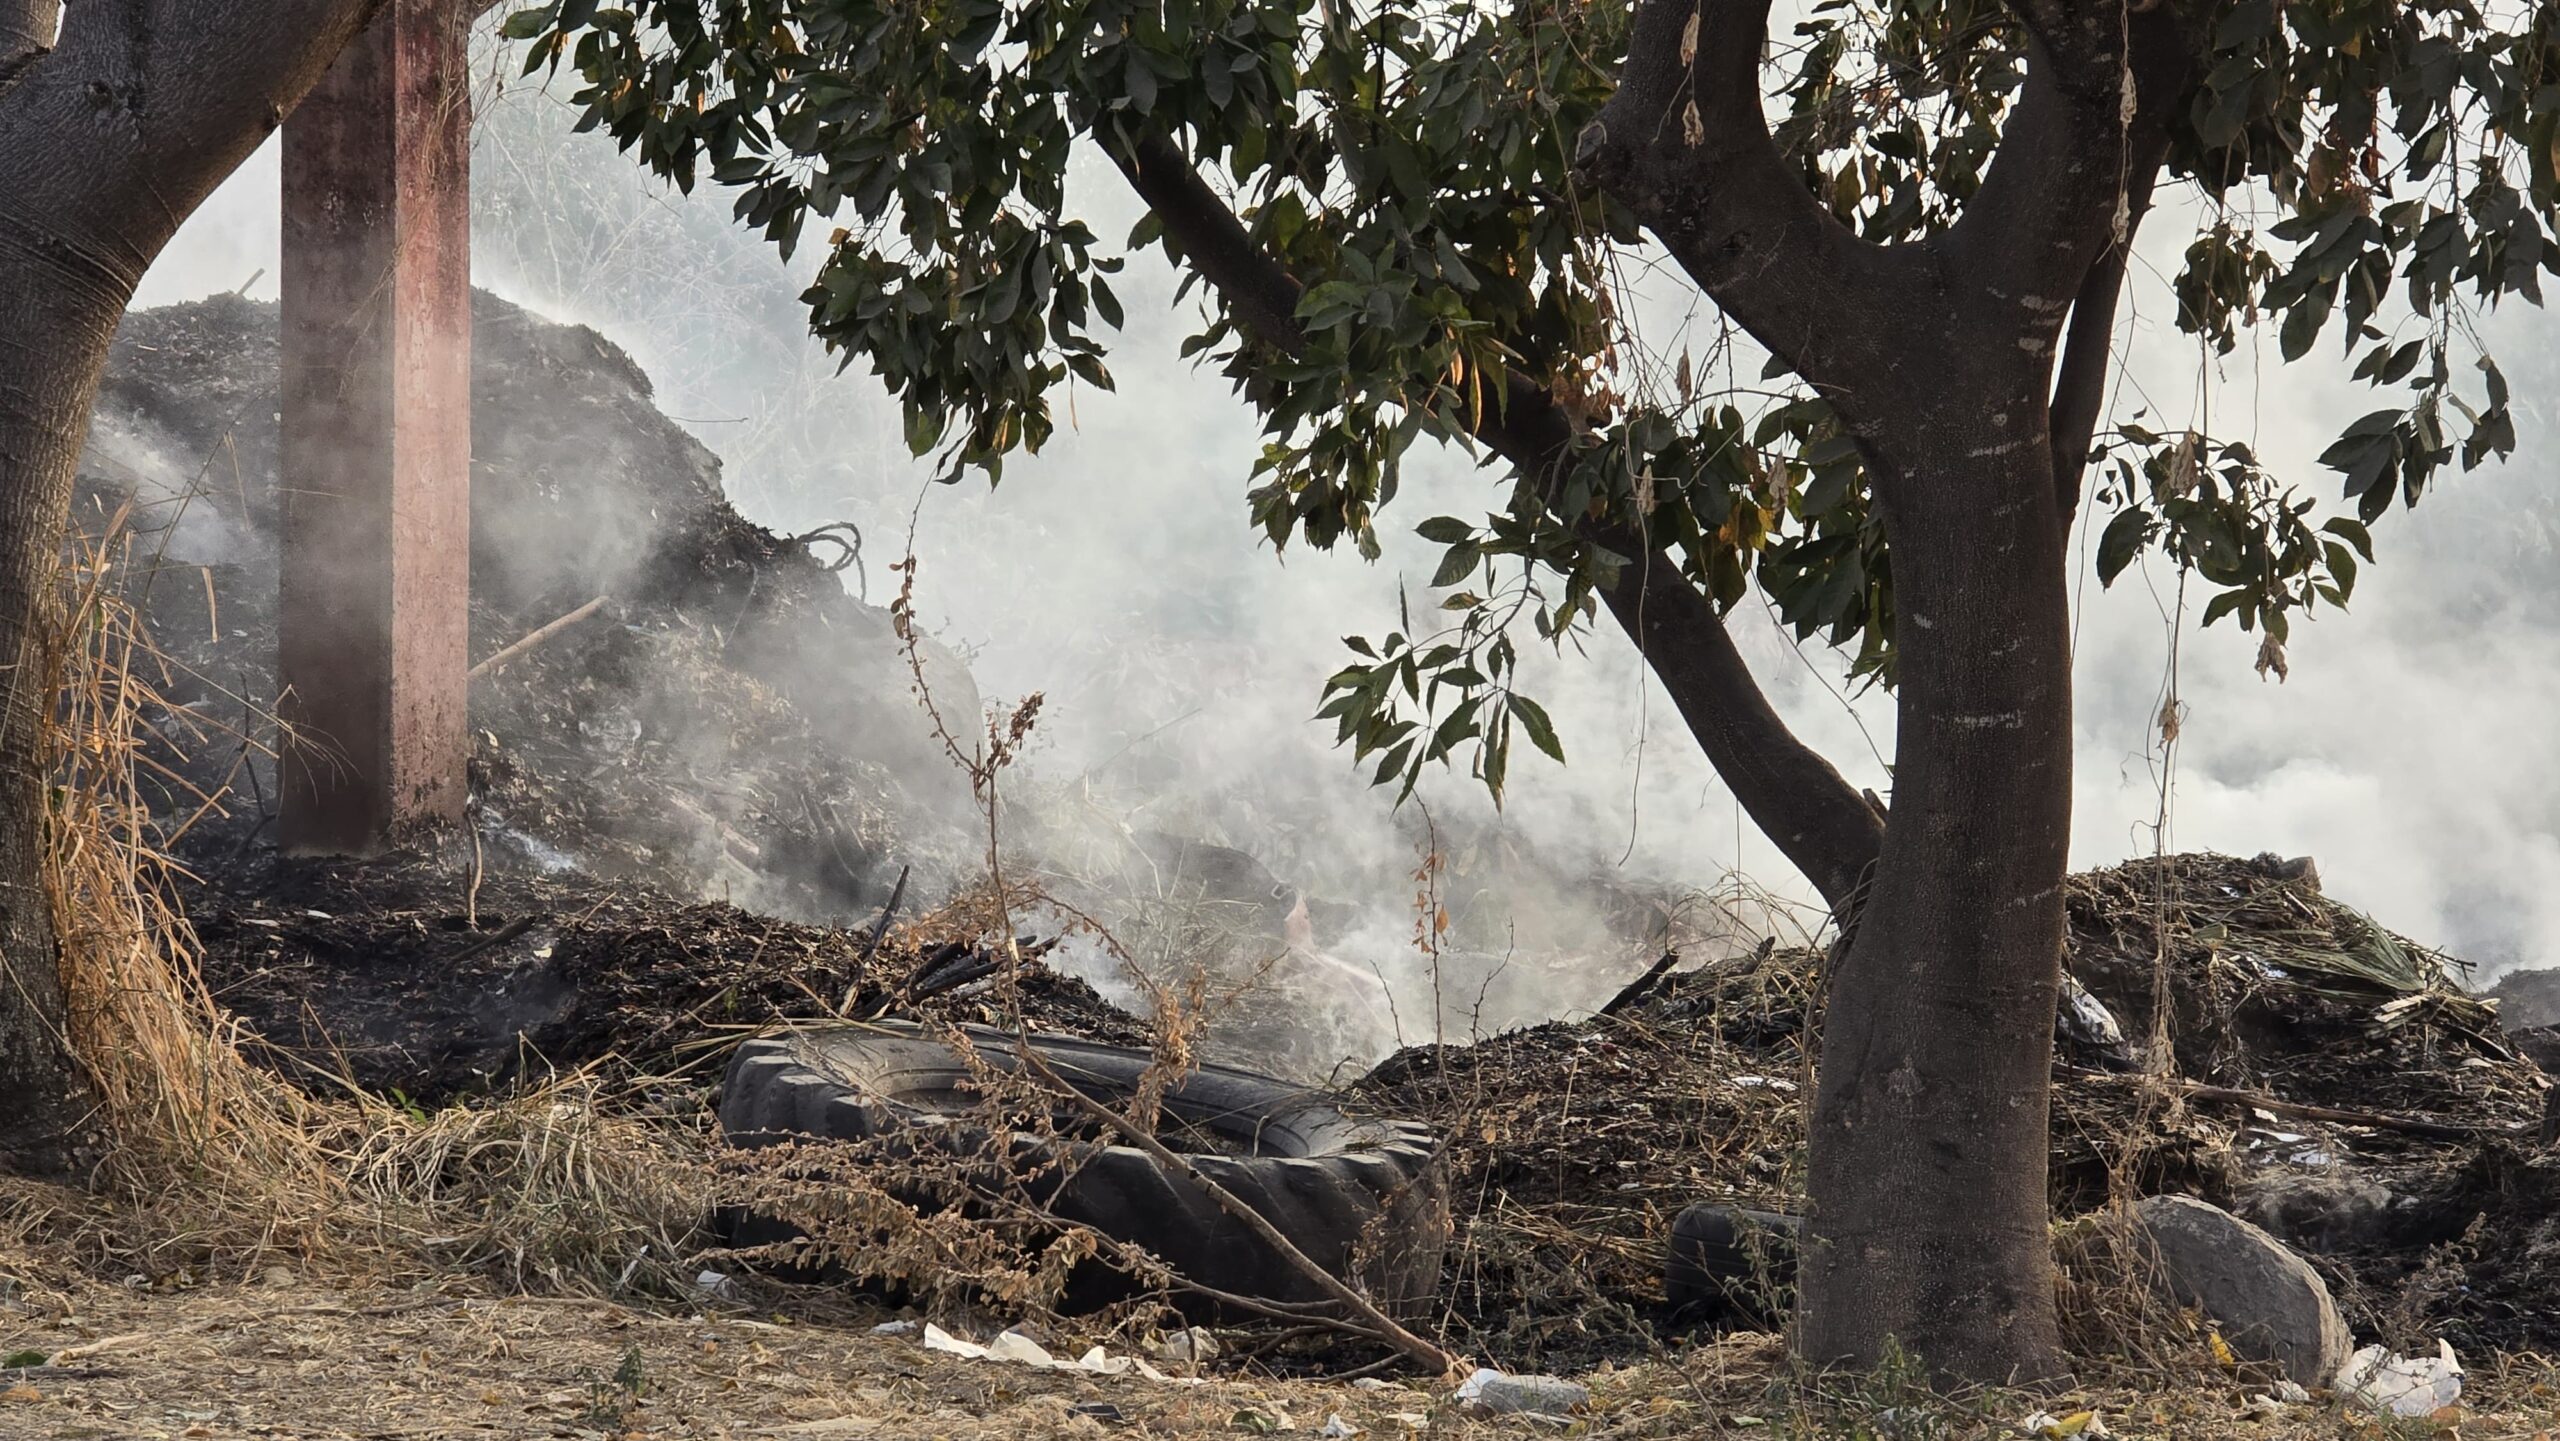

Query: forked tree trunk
<box><xmin>1798</xmin><ymin>414</ymin><xmax>2076</xmax><ymax>1382</ymax></box>
<box><xmin>0</xmin><ymin>0</ymin><xmax>387</xmax><ymax>1176</ymax></box>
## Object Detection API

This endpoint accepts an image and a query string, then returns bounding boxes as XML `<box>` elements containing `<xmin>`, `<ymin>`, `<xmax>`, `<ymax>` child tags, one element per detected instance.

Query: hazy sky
<box><xmin>128</xmin><ymin>54</ymin><xmax>2560</xmax><ymax>988</ymax></box>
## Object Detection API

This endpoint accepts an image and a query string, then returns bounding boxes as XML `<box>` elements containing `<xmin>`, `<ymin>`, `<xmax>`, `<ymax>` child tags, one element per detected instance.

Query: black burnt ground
<box><xmin>191</xmin><ymin>850</ymin><xmax>1145</xmax><ymax>1104</ymax></box>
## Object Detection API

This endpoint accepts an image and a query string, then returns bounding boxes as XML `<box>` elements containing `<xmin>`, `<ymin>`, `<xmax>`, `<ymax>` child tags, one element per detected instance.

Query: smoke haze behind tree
<box><xmin>124</xmin><ymin>36</ymin><xmax>2560</xmax><ymax>1058</ymax></box>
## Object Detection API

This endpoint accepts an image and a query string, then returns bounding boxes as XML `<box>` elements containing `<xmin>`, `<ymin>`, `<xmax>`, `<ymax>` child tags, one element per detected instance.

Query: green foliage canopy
<box><xmin>508</xmin><ymin>0</ymin><xmax>2537</xmax><ymax>795</ymax></box>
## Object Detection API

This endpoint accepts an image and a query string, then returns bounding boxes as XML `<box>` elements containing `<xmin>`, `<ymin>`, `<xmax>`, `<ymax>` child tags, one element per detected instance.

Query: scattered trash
<box><xmin>1071</xmin><ymin>1401</ymin><xmax>1127</xmax><ymax>1425</ymax></box>
<box><xmin>1730</xmin><ymin>1075</ymin><xmax>1797</xmax><ymax>1092</ymax></box>
<box><xmin>1146</xmin><ymin>1327</ymin><xmax>1221</xmax><ymax>1364</ymax></box>
<box><xmin>691</xmin><ymin>1269</ymin><xmax>743</xmax><ymax>1302</ymax></box>
<box><xmin>2057</xmin><ymin>974</ymin><xmax>2131</xmax><ymax>1065</ymax></box>
<box><xmin>2337</xmin><ymin>1338</ymin><xmax>2463</xmax><ymax>1417</ymax></box>
<box><xmin>1319</xmin><ymin>1415</ymin><xmax>1361</xmax><ymax>1439</ymax></box>
<box><xmin>2019</xmin><ymin>1410</ymin><xmax>2110</xmax><ymax>1438</ymax></box>
<box><xmin>869</xmin><ymin>1319</ymin><xmax>918</xmax><ymax>1337</ymax></box>
<box><xmin>1350</xmin><ymin>1378</ymin><xmax>1399</xmax><ymax>1391</ymax></box>
<box><xmin>1454</xmin><ymin>1367</ymin><xmax>1590</xmax><ymax>1417</ymax></box>
<box><xmin>915</xmin><ymin>1323</ymin><xmax>1203</xmax><ymax>1385</ymax></box>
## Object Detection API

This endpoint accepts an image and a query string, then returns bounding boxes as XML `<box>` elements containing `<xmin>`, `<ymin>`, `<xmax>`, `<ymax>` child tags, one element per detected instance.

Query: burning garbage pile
<box><xmin>1359</xmin><ymin>852</ymin><xmax>2557</xmax><ymax>1367</ymax></box>
<box><xmin>79</xmin><ymin>289</ymin><xmax>985</xmax><ymax>921</ymax></box>
<box><xmin>66</xmin><ymin>295</ymin><xmax>2559</xmax><ymax>1385</ymax></box>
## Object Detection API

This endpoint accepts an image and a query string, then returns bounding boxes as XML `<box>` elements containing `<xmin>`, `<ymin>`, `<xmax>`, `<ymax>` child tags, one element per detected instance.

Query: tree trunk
<box><xmin>1798</xmin><ymin>408</ymin><xmax>2076</xmax><ymax>1383</ymax></box>
<box><xmin>0</xmin><ymin>250</ymin><xmax>129</xmax><ymax>1173</ymax></box>
<box><xmin>0</xmin><ymin>0</ymin><xmax>387</xmax><ymax>1176</ymax></box>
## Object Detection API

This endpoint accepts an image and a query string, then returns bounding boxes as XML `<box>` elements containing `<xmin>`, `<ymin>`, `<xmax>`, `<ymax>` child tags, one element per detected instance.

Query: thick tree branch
<box><xmin>2045</xmin><ymin>162</ymin><xmax>2157</xmax><ymax>527</ymax></box>
<box><xmin>1102</xmin><ymin>129</ymin><xmax>1883</xmax><ymax>915</ymax></box>
<box><xmin>1573</xmin><ymin>0</ymin><xmax>1930</xmax><ymax>395</ymax></box>
<box><xmin>0</xmin><ymin>0</ymin><xmax>388</xmax><ymax>293</ymax></box>
<box><xmin>1108</xmin><ymin>133</ymin><xmax>1307</xmax><ymax>359</ymax></box>
<box><xmin>1597</xmin><ymin>547</ymin><xmax>1884</xmax><ymax>912</ymax></box>
<box><xmin>1941</xmin><ymin>6</ymin><xmax>2191</xmax><ymax>343</ymax></box>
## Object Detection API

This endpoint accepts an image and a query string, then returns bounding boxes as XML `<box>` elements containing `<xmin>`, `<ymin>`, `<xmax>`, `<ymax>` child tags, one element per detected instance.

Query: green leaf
<box><xmin>1511</xmin><ymin>693</ymin><xmax>1564</xmax><ymax>763</ymax></box>
<box><xmin>2095</xmin><ymin>506</ymin><xmax>2152</xmax><ymax>585</ymax></box>
<box><xmin>1430</xmin><ymin>541</ymin><xmax>1481</xmax><ymax>588</ymax></box>
<box><xmin>498</xmin><ymin>5</ymin><xmax>558</xmax><ymax>39</ymax></box>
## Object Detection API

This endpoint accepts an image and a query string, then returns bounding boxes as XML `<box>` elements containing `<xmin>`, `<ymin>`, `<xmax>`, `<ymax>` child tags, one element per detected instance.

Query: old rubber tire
<box><xmin>1664</xmin><ymin>1204</ymin><xmax>1799</xmax><ymax>1327</ymax></box>
<box><xmin>720</xmin><ymin>1021</ymin><xmax>1448</xmax><ymax>1317</ymax></box>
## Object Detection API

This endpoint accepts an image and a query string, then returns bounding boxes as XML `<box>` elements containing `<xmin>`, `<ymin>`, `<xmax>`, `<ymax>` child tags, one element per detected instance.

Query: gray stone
<box><xmin>2135</xmin><ymin>1195</ymin><xmax>2352</xmax><ymax>1387</ymax></box>
<box><xmin>2232</xmin><ymin>1173</ymin><xmax>2398</xmax><ymax>1254</ymax></box>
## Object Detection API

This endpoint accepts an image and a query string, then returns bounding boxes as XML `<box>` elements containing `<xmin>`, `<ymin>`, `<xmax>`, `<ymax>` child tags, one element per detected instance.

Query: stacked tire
<box><xmin>719</xmin><ymin>1022</ymin><xmax>1448</xmax><ymax>1316</ymax></box>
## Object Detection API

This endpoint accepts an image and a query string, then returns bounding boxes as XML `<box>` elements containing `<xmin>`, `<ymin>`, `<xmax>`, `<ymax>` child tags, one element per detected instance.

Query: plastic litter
<box><xmin>1454</xmin><ymin>1367</ymin><xmax>1590</xmax><ymax>1417</ymax></box>
<box><xmin>1320</xmin><ymin>1416</ymin><xmax>1362</xmax><ymax>1438</ymax></box>
<box><xmin>2019</xmin><ymin>1410</ymin><xmax>2109</xmax><ymax>1438</ymax></box>
<box><xmin>2337</xmin><ymin>1338</ymin><xmax>2462</xmax><ymax>1417</ymax></box>
<box><xmin>916</xmin><ymin>1323</ymin><xmax>1205</xmax><ymax>1385</ymax></box>
<box><xmin>1146</xmin><ymin>1326</ymin><xmax>1222</xmax><ymax>1364</ymax></box>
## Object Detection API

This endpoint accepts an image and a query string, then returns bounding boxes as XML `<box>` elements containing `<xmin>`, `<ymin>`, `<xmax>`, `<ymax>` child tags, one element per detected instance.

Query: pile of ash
<box><xmin>1356</xmin><ymin>851</ymin><xmax>2554</xmax><ymax>1369</ymax></box>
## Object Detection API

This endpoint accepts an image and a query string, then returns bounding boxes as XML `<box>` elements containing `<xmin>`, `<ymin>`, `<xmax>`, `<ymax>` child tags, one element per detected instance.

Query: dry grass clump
<box><xmin>39</xmin><ymin>526</ymin><xmax>350</xmax><ymax>1268</ymax></box>
<box><xmin>21</xmin><ymin>525</ymin><xmax>723</xmax><ymax>1297</ymax></box>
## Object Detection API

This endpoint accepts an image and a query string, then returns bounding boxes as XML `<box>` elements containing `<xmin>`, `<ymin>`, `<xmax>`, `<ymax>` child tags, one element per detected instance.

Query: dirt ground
<box><xmin>1</xmin><ymin>1266</ymin><xmax>2555</xmax><ymax>1440</ymax></box>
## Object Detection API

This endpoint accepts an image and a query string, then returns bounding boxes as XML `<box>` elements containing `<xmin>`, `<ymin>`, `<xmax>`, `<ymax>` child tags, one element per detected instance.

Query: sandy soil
<box><xmin>0</xmin><ymin>1271</ymin><xmax>1486</xmax><ymax>1441</ymax></box>
<box><xmin>3</xmin><ymin>1266</ymin><xmax>2555</xmax><ymax>1440</ymax></box>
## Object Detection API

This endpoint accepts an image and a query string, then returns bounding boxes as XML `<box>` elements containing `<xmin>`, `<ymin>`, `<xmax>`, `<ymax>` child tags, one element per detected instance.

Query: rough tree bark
<box><xmin>1580</xmin><ymin>0</ymin><xmax>2188</xmax><ymax>1382</ymax></box>
<box><xmin>1104</xmin><ymin>132</ymin><xmax>1887</xmax><ymax>915</ymax></box>
<box><xmin>0</xmin><ymin>0</ymin><xmax>387</xmax><ymax>1174</ymax></box>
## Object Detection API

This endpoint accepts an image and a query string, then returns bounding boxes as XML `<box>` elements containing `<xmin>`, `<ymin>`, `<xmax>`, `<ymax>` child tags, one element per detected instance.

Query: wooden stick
<box><xmin>2060</xmin><ymin>1064</ymin><xmax>2526</xmax><ymax>1141</ymax></box>
<box><xmin>444</xmin><ymin>913</ymin><xmax>541</xmax><ymax>967</ymax></box>
<box><xmin>469</xmin><ymin>596</ymin><xmax>607</xmax><ymax>679</ymax></box>
<box><xmin>1599</xmin><ymin>949</ymin><xmax>1682</xmax><ymax>1017</ymax></box>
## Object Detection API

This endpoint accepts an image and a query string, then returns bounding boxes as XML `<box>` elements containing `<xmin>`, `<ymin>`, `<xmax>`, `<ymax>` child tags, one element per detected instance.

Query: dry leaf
<box><xmin>1680</xmin><ymin>8</ymin><xmax>1700</xmax><ymax>65</ymax></box>
<box><xmin>1682</xmin><ymin>99</ymin><xmax>1705</xmax><ymax>147</ymax></box>
<box><xmin>2255</xmin><ymin>633</ymin><xmax>2288</xmax><ymax>682</ymax></box>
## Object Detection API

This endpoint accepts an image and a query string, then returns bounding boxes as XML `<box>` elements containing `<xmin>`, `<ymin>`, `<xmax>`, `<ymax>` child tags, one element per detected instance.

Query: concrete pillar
<box><xmin>277</xmin><ymin>0</ymin><xmax>472</xmax><ymax>855</ymax></box>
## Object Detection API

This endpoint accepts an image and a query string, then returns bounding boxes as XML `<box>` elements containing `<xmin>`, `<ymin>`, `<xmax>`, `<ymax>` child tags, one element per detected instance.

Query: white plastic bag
<box><xmin>2336</xmin><ymin>1338</ymin><xmax>2461</xmax><ymax>1417</ymax></box>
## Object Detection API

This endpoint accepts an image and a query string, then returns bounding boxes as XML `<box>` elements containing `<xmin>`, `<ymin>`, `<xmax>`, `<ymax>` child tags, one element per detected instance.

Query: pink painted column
<box><xmin>276</xmin><ymin>0</ymin><xmax>472</xmax><ymax>855</ymax></box>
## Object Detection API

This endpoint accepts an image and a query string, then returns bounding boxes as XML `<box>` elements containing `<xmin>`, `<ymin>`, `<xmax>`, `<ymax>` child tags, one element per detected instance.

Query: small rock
<box><xmin>2231</xmin><ymin>1174</ymin><xmax>2397</xmax><ymax>1254</ymax></box>
<box><xmin>2134</xmin><ymin>1195</ymin><xmax>2351</xmax><ymax>1386</ymax></box>
<box><xmin>1454</xmin><ymin>1367</ymin><xmax>1590</xmax><ymax>1417</ymax></box>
